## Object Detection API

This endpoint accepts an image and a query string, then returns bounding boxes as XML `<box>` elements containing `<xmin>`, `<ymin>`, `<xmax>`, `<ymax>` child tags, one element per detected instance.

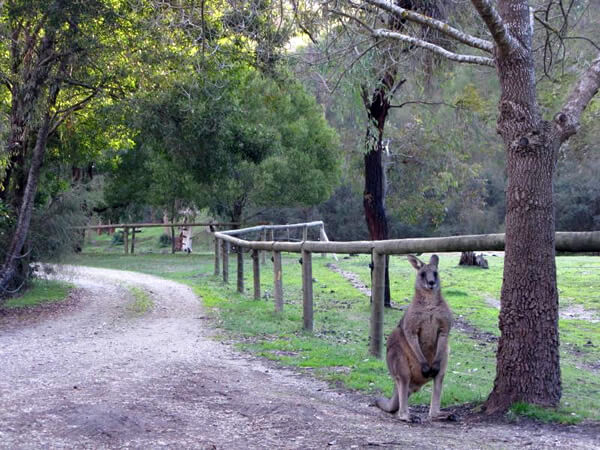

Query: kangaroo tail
<box><xmin>375</xmin><ymin>384</ymin><xmax>399</xmax><ymax>413</ymax></box>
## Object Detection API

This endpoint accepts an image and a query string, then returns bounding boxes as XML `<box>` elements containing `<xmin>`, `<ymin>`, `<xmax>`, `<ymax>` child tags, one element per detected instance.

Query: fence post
<box><xmin>302</xmin><ymin>226</ymin><xmax>308</xmax><ymax>242</ymax></box>
<box><xmin>302</xmin><ymin>249</ymin><xmax>313</xmax><ymax>332</ymax></box>
<box><xmin>130</xmin><ymin>227</ymin><xmax>136</xmax><ymax>254</ymax></box>
<box><xmin>370</xmin><ymin>250</ymin><xmax>386</xmax><ymax>358</ymax></box>
<box><xmin>260</xmin><ymin>229</ymin><xmax>267</xmax><ymax>264</ymax></box>
<box><xmin>273</xmin><ymin>250</ymin><xmax>283</xmax><ymax>312</ymax></box>
<box><xmin>171</xmin><ymin>226</ymin><xmax>175</xmax><ymax>254</ymax></box>
<box><xmin>214</xmin><ymin>236</ymin><xmax>220</xmax><ymax>276</ymax></box>
<box><xmin>222</xmin><ymin>240</ymin><xmax>229</xmax><ymax>283</ymax></box>
<box><xmin>319</xmin><ymin>224</ymin><xmax>326</xmax><ymax>258</ymax></box>
<box><xmin>252</xmin><ymin>249</ymin><xmax>260</xmax><ymax>300</ymax></box>
<box><xmin>237</xmin><ymin>246</ymin><xmax>244</xmax><ymax>294</ymax></box>
<box><xmin>123</xmin><ymin>227</ymin><xmax>129</xmax><ymax>255</ymax></box>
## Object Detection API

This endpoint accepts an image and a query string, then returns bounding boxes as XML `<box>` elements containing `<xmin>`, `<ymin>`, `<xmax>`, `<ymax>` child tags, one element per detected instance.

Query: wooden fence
<box><xmin>75</xmin><ymin>222</ymin><xmax>238</xmax><ymax>254</ymax></box>
<box><xmin>213</xmin><ymin>223</ymin><xmax>600</xmax><ymax>358</ymax></box>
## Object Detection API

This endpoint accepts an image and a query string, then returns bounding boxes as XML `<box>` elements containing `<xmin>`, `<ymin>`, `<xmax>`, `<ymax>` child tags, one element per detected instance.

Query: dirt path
<box><xmin>0</xmin><ymin>266</ymin><xmax>598</xmax><ymax>449</ymax></box>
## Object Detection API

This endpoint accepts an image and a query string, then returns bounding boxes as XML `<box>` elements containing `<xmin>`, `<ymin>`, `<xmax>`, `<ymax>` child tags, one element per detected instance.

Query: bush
<box><xmin>112</xmin><ymin>230</ymin><xmax>124</xmax><ymax>245</ymax></box>
<box><xmin>158</xmin><ymin>233</ymin><xmax>172</xmax><ymax>247</ymax></box>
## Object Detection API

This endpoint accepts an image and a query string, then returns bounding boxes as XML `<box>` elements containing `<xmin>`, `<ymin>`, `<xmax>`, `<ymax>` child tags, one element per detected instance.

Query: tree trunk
<box><xmin>484</xmin><ymin>1</ymin><xmax>560</xmax><ymax>411</ymax></box>
<box><xmin>364</xmin><ymin>138</ymin><xmax>391</xmax><ymax>308</ymax></box>
<box><xmin>0</xmin><ymin>112</ymin><xmax>52</xmax><ymax>294</ymax></box>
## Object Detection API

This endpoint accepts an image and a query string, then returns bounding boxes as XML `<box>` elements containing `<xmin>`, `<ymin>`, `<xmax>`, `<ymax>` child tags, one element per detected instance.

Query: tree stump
<box><xmin>459</xmin><ymin>251</ymin><xmax>489</xmax><ymax>269</ymax></box>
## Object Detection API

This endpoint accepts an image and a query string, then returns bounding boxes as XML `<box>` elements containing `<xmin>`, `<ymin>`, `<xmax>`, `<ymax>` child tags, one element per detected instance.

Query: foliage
<box><xmin>158</xmin><ymin>233</ymin><xmax>172</xmax><ymax>248</ymax></box>
<box><xmin>116</xmin><ymin>67</ymin><xmax>341</xmax><ymax>222</ymax></box>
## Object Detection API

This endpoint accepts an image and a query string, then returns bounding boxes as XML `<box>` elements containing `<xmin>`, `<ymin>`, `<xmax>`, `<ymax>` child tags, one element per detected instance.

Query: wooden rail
<box><xmin>213</xmin><ymin>224</ymin><xmax>600</xmax><ymax>358</ymax></box>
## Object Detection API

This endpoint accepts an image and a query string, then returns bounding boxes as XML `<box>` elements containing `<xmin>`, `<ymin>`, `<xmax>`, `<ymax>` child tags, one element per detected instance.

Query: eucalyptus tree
<box><xmin>322</xmin><ymin>0</ymin><xmax>600</xmax><ymax>412</ymax></box>
<box><xmin>0</xmin><ymin>0</ymin><xmax>148</xmax><ymax>294</ymax></box>
<box><xmin>132</xmin><ymin>68</ymin><xmax>341</xmax><ymax>224</ymax></box>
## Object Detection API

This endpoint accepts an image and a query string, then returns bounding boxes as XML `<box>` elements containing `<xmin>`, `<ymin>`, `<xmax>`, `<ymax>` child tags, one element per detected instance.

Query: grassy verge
<box><xmin>66</xmin><ymin>251</ymin><xmax>600</xmax><ymax>423</ymax></box>
<box><xmin>2</xmin><ymin>278</ymin><xmax>72</xmax><ymax>309</ymax></box>
<box><xmin>126</xmin><ymin>286</ymin><xmax>154</xmax><ymax>315</ymax></box>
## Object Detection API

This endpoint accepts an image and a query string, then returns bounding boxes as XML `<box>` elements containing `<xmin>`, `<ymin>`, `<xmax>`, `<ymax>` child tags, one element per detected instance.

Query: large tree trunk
<box><xmin>0</xmin><ymin>112</ymin><xmax>52</xmax><ymax>294</ymax></box>
<box><xmin>484</xmin><ymin>1</ymin><xmax>560</xmax><ymax>411</ymax></box>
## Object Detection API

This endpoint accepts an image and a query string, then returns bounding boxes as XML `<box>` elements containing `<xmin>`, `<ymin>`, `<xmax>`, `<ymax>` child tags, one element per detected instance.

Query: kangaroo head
<box><xmin>407</xmin><ymin>254</ymin><xmax>440</xmax><ymax>292</ymax></box>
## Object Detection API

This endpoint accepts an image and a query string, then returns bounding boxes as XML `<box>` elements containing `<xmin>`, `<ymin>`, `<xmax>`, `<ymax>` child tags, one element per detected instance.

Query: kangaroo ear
<box><xmin>429</xmin><ymin>255</ymin><xmax>439</xmax><ymax>267</ymax></box>
<box><xmin>407</xmin><ymin>255</ymin><xmax>424</xmax><ymax>270</ymax></box>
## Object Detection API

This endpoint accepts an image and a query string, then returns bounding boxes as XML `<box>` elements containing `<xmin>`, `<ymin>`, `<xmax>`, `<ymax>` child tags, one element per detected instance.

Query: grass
<box><xmin>126</xmin><ymin>286</ymin><xmax>154</xmax><ymax>315</ymax></box>
<box><xmin>2</xmin><ymin>279</ymin><xmax>72</xmax><ymax>309</ymax></box>
<box><xmin>64</xmin><ymin>248</ymin><xmax>600</xmax><ymax>424</ymax></box>
<box><xmin>82</xmin><ymin>225</ymin><xmax>215</xmax><ymax>254</ymax></box>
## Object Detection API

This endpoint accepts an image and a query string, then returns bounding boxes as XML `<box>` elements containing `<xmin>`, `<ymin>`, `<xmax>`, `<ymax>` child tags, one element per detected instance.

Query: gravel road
<box><xmin>0</xmin><ymin>265</ymin><xmax>598</xmax><ymax>449</ymax></box>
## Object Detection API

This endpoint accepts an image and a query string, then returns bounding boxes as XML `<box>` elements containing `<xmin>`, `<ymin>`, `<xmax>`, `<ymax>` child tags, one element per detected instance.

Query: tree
<box><xmin>0</xmin><ymin>0</ymin><xmax>145</xmax><ymax>294</ymax></box>
<box><xmin>133</xmin><ymin>68</ymin><xmax>341</xmax><ymax>225</ymax></box>
<box><xmin>325</xmin><ymin>0</ymin><xmax>600</xmax><ymax>412</ymax></box>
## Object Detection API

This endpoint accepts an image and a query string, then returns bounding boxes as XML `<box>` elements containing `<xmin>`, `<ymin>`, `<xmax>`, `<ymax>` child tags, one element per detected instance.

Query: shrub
<box><xmin>158</xmin><ymin>233</ymin><xmax>172</xmax><ymax>247</ymax></box>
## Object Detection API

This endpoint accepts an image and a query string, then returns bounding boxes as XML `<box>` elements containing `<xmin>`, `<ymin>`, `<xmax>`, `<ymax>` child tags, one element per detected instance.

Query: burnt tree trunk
<box><xmin>484</xmin><ymin>1</ymin><xmax>560</xmax><ymax>411</ymax></box>
<box><xmin>363</xmin><ymin>84</ymin><xmax>393</xmax><ymax>308</ymax></box>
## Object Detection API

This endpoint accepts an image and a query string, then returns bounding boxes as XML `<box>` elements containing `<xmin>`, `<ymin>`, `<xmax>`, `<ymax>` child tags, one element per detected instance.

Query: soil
<box><xmin>1</xmin><ymin>265</ymin><xmax>599</xmax><ymax>449</ymax></box>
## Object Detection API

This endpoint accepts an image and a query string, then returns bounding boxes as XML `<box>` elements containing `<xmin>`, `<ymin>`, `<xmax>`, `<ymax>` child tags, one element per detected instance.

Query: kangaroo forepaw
<box><xmin>429</xmin><ymin>361</ymin><xmax>441</xmax><ymax>378</ymax></box>
<box><xmin>420</xmin><ymin>362</ymin><xmax>431</xmax><ymax>378</ymax></box>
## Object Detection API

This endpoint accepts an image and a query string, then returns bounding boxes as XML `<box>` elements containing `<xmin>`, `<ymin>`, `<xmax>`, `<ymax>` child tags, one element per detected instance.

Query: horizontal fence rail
<box><xmin>213</xmin><ymin>224</ymin><xmax>600</xmax><ymax>358</ymax></box>
<box><xmin>76</xmin><ymin>222</ymin><xmax>239</xmax><ymax>255</ymax></box>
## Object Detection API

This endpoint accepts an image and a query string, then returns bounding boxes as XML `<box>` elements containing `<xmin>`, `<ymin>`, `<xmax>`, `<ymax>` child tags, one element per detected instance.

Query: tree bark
<box><xmin>0</xmin><ymin>109</ymin><xmax>53</xmax><ymax>293</ymax></box>
<box><xmin>363</xmin><ymin>84</ymin><xmax>393</xmax><ymax>308</ymax></box>
<box><xmin>484</xmin><ymin>0</ymin><xmax>560</xmax><ymax>412</ymax></box>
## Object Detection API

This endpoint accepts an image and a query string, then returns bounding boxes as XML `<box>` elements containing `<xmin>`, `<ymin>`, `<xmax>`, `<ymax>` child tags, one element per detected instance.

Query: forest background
<box><xmin>0</xmin><ymin>0</ymin><xmax>598</xmax><ymax>282</ymax></box>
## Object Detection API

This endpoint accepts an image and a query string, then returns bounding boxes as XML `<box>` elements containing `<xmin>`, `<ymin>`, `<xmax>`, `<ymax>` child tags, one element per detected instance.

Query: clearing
<box><xmin>0</xmin><ymin>265</ymin><xmax>598</xmax><ymax>448</ymax></box>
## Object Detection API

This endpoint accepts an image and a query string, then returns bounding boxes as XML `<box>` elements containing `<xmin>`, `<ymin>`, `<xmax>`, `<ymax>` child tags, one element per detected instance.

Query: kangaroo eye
<box><xmin>433</xmin><ymin>272</ymin><xmax>438</xmax><ymax>278</ymax></box>
<box><xmin>420</xmin><ymin>272</ymin><xmax>426</xmax><ymax>279</ymax></box>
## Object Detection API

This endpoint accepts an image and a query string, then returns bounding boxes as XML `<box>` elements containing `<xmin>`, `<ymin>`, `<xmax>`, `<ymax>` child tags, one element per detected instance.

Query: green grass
<box><xmin>82</xmin><ymin>225</ymin><xmax>215</xmax><ymax>254</ymax></box>
<box><xmin>66</xmin><ymin>250</ymin><xmax>600</xmax><ymax>424</ymax></box>
<box><xmin>127</xmin><ymin>286</ymin><xmax>154</xmax><ymax>315</ymax></box>
<box><xmin>3</xmin><ymin>279</ymin><xmax>72</xmax><ymax>308</ymax></box>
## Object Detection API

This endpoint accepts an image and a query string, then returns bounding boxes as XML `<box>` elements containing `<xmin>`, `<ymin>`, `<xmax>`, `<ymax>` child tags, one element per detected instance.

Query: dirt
<box><xmin>1</xmin><ymin>265</ymin><xmax>599</xmax><ymax>449</ymax></box>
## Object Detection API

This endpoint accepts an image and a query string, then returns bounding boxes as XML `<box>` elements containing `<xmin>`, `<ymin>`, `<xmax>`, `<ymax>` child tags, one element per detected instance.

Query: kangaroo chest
<box><xmin>403</xmin><ymin>303</ymin><xmax>451</xmax><ymax>358</ymax></box>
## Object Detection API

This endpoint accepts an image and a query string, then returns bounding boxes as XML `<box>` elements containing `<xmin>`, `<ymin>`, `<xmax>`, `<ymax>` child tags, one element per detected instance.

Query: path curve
<box><xmin>0</xmin><ymin>265</ymin><xmax>597</xmax><ymax>449</ymax></box>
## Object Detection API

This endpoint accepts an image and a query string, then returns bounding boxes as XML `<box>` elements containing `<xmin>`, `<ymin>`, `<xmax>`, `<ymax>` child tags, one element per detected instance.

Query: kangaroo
<box><xmin>375</xmin><ymin>254</ymin><xmax>453</xmax><ymax>422</ymax></box>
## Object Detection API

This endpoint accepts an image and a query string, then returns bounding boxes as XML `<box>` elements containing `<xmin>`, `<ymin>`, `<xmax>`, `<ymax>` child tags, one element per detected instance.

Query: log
<box><xmin>459</xmin><ymin>251</ymin><xmax>489</xmax><ymax>268</ymax></box>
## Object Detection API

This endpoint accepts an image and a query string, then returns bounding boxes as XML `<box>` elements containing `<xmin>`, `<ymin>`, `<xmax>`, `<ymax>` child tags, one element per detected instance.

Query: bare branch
<box><xmin>372</xmin><ymin>29</ymin><xmax>494</xmax><ymax>67</ymax></box>
<box><xmin>364</xmin><ymin>0</ymin><xmax>493</xmax><ymax>53</ymax></box>
<box><xmin>470</xmin><ymin>0</ymin><xmax>519</xmax><ymax>54</ymax></box>
<box><xmin>555</xmin><ymin>53</ymin><xmax>600</xmax><ymax>142</ymax></box>
<box><xmin>390</xmin><ymin>100</ymin><xmax>458</xmax><ymax>109</ymax></box>
<box><xmin>329</xmin><ymin>40</ymin><xmax>381</xmax><ymax>94</ymax></box>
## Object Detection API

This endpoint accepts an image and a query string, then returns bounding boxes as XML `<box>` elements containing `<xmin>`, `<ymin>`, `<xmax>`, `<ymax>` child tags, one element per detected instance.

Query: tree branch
<box><xmin>555</xmin><ymin>53</ymin><xmax>600</xmax><ymax>142</ymax></box>
<box><xmin>372</xmin><ymin>29</ymin><xmax>494</xmax><ymax>67</ymax></box>
<box><xmin>364</xmin><ymin>0</ymin><xmax>494</xmax><ymax>53</ymax></box>
<box><xmin>470</xmin><ymin>0</ymin><xmax>519</xmax><ymax>55</ymax></box>
<box><xmin>49</xmin><ymin>90</ymin><xmax>99</xmax><ymax>136</ymax></box>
